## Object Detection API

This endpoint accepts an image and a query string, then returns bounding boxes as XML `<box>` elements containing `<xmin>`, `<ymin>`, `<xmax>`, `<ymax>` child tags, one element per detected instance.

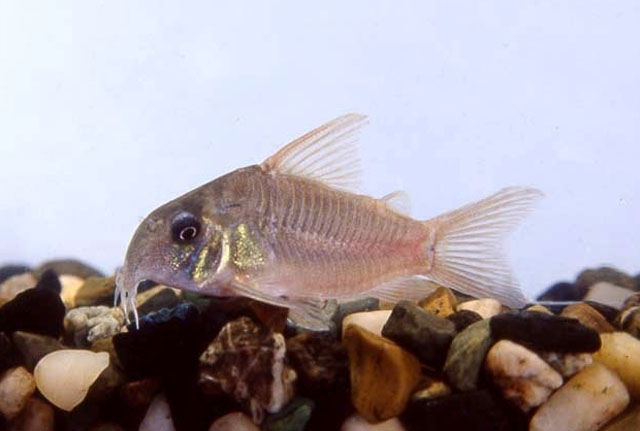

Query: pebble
<box><xmin>561</xmin><ymin>303</ymin><xmax>615</xmax><ymax>333</ymax></box>
<box><xmin>199</xmin><ymin>316</ymin><xmax>296</xmax><ymax>423</ymax></box>
<box><xmin>600</xmin><ymin>403</ymin><xmax>640</xmax><ymax>431</ymax></box>
<box><xmin>64</xmin><ymin>306</ymin><xmax>125</xmax><ymax>346</ymax></box>
<box><xmin>585</xmin><ymin>301</ymin><xmax>620</xmax><ymax>323</ymax></box>
<box><xmin>9</xmin><ymin>397</ymin><xmax>55</xmax><ymax>431</ymax></box>
<box><xmin>537</xmin><ymin>281</ymin><xmax>584</xmax><ymax>302</ymax></box>
<box><xmin>208</xmin><ymin>412</ymin><xmax>259</xmax><ymax>431</ymax></box>
<box><xmin>341</xmin><ymin>414</ymin><xmax>406</xmax><ymax>431</ymax></box>
<box><xmin>120</xmin><ymin>378</ymin><xmax>161</xmax><ymax>410</ymax></box>
<box><xmin>0</xmin><ymin>273</ymin><xmax>37</xmax><ymax>305</ymax></box>
<box><xmin>443</xmin><ymin>319</ymin><xmax>493</xmax><ymax>392</ymax></box>
<box><xmin>75</xmin><ymin>277</ymin><xmax>117</xmax><ymax>307</ymax></box>
<box><xmin>525</xmin><ymin>304</ymin><xmax>553</xmax><ymax>314</ymax></box>
<box><xmin>139</xmin><ymin>393</ymin><xmax>175</xmax><ymax>431</ymax></box>
<box><xmin>457</xmin><ymin>298</ymin><xmax>502</xmax><ymax>319</ymax></box>
<box><xmin>286</xmin><ymin>332</ymin><xmax>348</xmax><ymax>392</ymax></box>
<box><xmin>35</xmin><ymin>259</ymin><xmax>104</xmax><ymax>280</ymax></box>
<box><xmin>585</xmin><ymin>282</ymin><xmax>637</xmax><ymax>309</ymax></box>
<box><xmin>332</xmin><ymin>298</ymin><xmax>379</xmax><ymax>333</ymax></box>
<box><xmin>417</xmin><ymin>285</ymin><xmax>457</xmax><ymax>317</ymax></box>
<box><xmin>411</xmin><ymin>377</ymin><xmax>452</xmax><ymax>401</ymax></box>
<box><xmin>617</xmin><ymin>306</ymin><xmax>640</xmax><ymax>338</ymax></box>
<box><xmin>529</xmin><ymin>362</ymin><xmax>629</xmax><ymax>431</ymax></box>
<box><xmin>33</xmin><ymin>269</ymin><xmax>61</xmax><ymax>294</ymax></box>
<box><xmin>623</xmin><ymin>293</ymin><xmax>640</xmax><ymax>309</ymax></box>
<box><xmin>263</xmin><ymin>397</ymin><xmax>314</xmax><ymax>431</ymax></box>
<box><xmin>592</xmin><ymin>331</ymin><xmax>640</xmax><ymax>397</ymax></box>
<box><xmin>11</xmin><ymin>331</ymin><xmax>64</xmax><ymax>371</ymax></box>
<box><xmin>539</xmin><ymin>352</ymin><xmax>593</xmax><ymax>378</ymax></box>
<box><xmin>341</xmin><ymin>310</ymin><xmax>392</xmax><ymax>338</ymax></box>
<box><xmin>576</xmin><ymin>266</ymin><xmax>636</xmax><ymax>292</ymax></box>
<box><xmin>0</xmin><ymin>265</ymin><xmax>30</xmax><ymax>284</ymax></box>
<box><xmin>0</xmin><ymin>287</ymin><xmax>65</xmax><ymax>337</ymax></box>
<box><xmin>0</xmin><ymin>332</ymin><xmax>17</xmax><ymax>371</ymax></box>
<box><xmin>490</xmin><ymin>311</ymin><xmax>601</xmax><ymax>352</ymax></box>
<box><xmin>34</xmin><ymin>350</ymin><xmax>110</xmax><ymax>411</ymax></box>
<box><xmin>401</xmin><ymin>390</ymin><xmax>515</xmax><ymax>431</ymax></box>
<box><xmin>484</xmin><ymin>340</ymin><xmax>562</xmax><ymax>412</ymax></box>
<box><xmin>446</xmin><ymin>310</ymin><xmax>482</xmax><ymax>331</ymax></box>
<box><xmin>381</xmin><ymin>301</ymin><xmax>456</xmax><ymax>368</ymax></box>
<box><xmin>0</xmin><ymin>366</ymin><xmax>36</xmax><ymax>419</ymax></box>
<box><xmin>59</xmin><ymin>274</ymin><xmax>86</xmax><ymax>308</ymax></box>
<box><xmin>135</xmin><ymin>286</ymin><xmax>181</xmax><ymax>317</ymax></box>
<box><xmin>342</xmin><ymin>325</ymin><xmax>420</xmax><ymax>423</ymax></box>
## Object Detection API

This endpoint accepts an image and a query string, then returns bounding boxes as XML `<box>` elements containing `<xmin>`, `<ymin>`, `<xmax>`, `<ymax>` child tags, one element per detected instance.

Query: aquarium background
<box><xmin>0</xmin><ymin>1</ymin><xmax>638</xmax><ymax>299</ymax></box>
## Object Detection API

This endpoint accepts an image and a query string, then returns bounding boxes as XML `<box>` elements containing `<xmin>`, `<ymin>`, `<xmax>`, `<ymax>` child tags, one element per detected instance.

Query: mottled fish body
<box><xmin>117</xmin><ymin>114</ymin><xmax>542</xmax><ymax>328</ymax></box>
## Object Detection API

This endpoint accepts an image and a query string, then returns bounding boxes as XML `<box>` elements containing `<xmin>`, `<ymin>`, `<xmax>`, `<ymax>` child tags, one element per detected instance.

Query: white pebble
<box><xmin>341</xmin><ymin>414</ymin><xmax>405</xmax><ymax>431</ymax></box>
<box><xmin>457</xmin><ymin>298</ymin><xmax>502</xmax><ymax>319</ymax></box>
<box><xmin>34</xmin><ymin>350</ymin><xmax>109</xmax><ymax>411</ymax></box>
<box><xmin>342</xmin><ymin>310</ymin><xmax>392</xmax><ymax>338</ymax></box>
<box><xmin>209</xmin><ymin>412</ymin><xmax>259</xmax><ymax>431</ymax></box>
<box><xmin>139</xmin><ymin>393</ymin><xmax>175</xmax><ymax>431</ymax></box>
<box><xmin>0</xmin><ymin>366</ymin><xmax>36</xmax><ymax>419</ymax></box>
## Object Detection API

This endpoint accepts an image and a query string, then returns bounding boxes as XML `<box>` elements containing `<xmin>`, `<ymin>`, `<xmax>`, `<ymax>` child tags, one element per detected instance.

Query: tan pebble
<box><xmin>208</xmin><ymin>412</ymin><xmax>259</xmax><ymax>431</ymax></box>
<box><xmin>593</xmin><ymin>332</ymin><xmax>640</xmax><ymax>398</ymax></box>
<box><xmin>34</xmin><ymin>350</ymin><xmax>110</xmax><ymax>411</ymax></box>
<box><xmin>59</xmin><ymin>274</ymin><xmax>85</xmax><ymax>308</ymax></box>
<box><xmin>599</xmin><ymin>403</ymin><xmax>640</xmax><ymax>431</ymax></box>
<box><xmin>530</xmin><ymin>362</ymin><xmax>629</xmax><ymax>431</ymax></box>
<box><xmin>0</xmin><ymin>273</ymin><xmax>37</xmax><ymax>304</ymax></box>
<box><xmin>617</xmin><ymin>306</ymin><xmax>640</xmax><ymax>339</ymax></box>
<box><xmin>139</xmin><ymin>393</ymin><xmax>175</xmax><ymax>431</ymax></box>
<box><xmin>457</xmin><ymin>298</ymin><xmax>502</xmax><ymax>319</ymax></box>
<box><xmin>341</xmin><ymin>414</ymin><xmax>406</xmax><ymax>431</ymax></box>
<box><xmin>418</xmin><ymin>285</ymin><xmax>457</xmax><ymax>317</ymax></box>
<box><xmin>342</xmin><ymin>310</ymin><xmax>392</xmax><ymax>338</ymax></box>
<box><xmin>525</xmin><ymin>305</ymin><xmax>553</xmax><ymax>314</ymax></box>
<box><xmin>485</xmin><ymin>340</ymin><xmax>562</xmax><ymax>412</ymax></box>
<box><xmin>9</xmin><ymin>397</ymin><xmax>55</xmax><ymax>431</ymax></box>
<box><xmin>561</xmin><ymin>303</ymin><xmax>615</xmax><ymax>333</ymax></box>
<box><xmin>0</xmin><ymin>366</ymin><xmax>36</xmax><ymax>419</ymax></box>
<box><xmin>411</xmin><ymin>377</ymin><xmax>452</xmax><ymax>401</ymax></box>
<box><xmin>343</xmin><ymin>325</ymin><xmax>421</xmax><ymax>423</ymax></box>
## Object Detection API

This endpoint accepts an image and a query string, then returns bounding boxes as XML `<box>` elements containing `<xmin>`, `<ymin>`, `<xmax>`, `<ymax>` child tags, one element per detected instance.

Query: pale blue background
<box><xmin>1</xmin><ymin>1</ymin><xmax>638</xmax><ymax>299</ymax></box>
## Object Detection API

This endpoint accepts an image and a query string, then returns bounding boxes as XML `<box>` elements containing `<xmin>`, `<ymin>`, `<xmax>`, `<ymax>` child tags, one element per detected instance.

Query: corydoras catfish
<box><xmin>116</xmin><ymin>114</ymin><xmax>542</xmax><ymax>328</ymax></box>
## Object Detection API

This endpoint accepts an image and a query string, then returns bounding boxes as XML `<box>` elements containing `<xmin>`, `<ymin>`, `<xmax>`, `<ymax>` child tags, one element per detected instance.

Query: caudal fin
<box><xmin>424</xmin><ymin>187</ymin><xmax>543</xmax><ymax>308</ymax></box>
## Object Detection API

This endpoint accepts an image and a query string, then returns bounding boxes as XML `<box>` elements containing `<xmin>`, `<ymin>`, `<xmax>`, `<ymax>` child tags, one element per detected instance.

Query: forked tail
<box><xmin>423</xmin><ymin>187</ymin><xmax>543</xmax><ymax>308</ymax></box>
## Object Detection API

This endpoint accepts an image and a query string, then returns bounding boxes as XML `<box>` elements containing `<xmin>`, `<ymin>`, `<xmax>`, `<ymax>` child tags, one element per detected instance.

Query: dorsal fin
<box><xmin>380</xmin><ymin>190</ymin><xmax>411</xmax><ymax>215</ymax></box>
<box><xmin>261</xmin><ymin>113</ymin><xmax>367</xmax><ymax>191</ymax></box>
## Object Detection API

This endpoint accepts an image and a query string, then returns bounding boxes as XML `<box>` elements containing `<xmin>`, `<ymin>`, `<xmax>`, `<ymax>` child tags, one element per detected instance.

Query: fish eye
<box><xmin>171</xmin><ymin>213</ymin><xmax>201</xmax><ymax>244</ymax></box>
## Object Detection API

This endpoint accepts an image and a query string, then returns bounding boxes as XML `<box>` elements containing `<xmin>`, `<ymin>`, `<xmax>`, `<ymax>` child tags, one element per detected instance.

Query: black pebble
<box><xmin>0</xmin><ymin>264</ymin><xmax>31</xmax><ymax>284</ymax></box>
<box><xmin>490</xmin><ymin>311</ymin><xmax>601</xmax><ymax>353</ymax></box>
<box><xmin>536</xmin><ymin>281</ymin><xmax>584</xmax><ymax>301</ymax></box>
<box><xmin>0</xmin><ymin>287</ymin><xmax>65</xmax><ymax>337</ymax></box>
<box><xmin>447</xmin><ymin>310</ymin><xmax>483</xmax><ymax>332</ymax></box>
<box><xmin>35</xmin><ymin>269</ymin><xmax>61</xmax><ymax>294</ymax></box>
<box><xmin>401</xmin><ymin>390</ymin><xmax>520</xmax><ymax>431</ymax></box>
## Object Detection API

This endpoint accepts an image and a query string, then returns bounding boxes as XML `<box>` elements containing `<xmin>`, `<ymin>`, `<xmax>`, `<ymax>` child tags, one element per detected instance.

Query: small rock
<box><xmin>0</xmin><ymin>273</ymin><xmax>37</xmax><ymax>304</ymax></box>
<box><xmin>617</xmin><ymin>306</ymin><xmax>640</xmax><ymax>338</ymax></box>
<box><xmin>199</xmin><ymin>317</ymin><xmax>296</xmax><ymax>423</ymax></box>
<box><xmin>585</xmin><ymin>282</ymin><xmax>637</xmax><ymax>309</ymax></box>
<box><xmin>75</xmin><ymin>277</ymin><xmax>116</xmax><ymax>307</ymax></box>
<box><xmin>490</xmin><ymin>311</ymin><xmax>601</xmax><ymax>352</ymax></box>
<box><xmin>576</xmin><ymin>266</ymin><xmax>635</xmax><ymax>292</ymax></box>
<box><xmin>35</xmin><ymin>259</ymin><xmax>104</xmax><ymax>280</ymax></box>
<box><xmin>623</xmin><ymin>293</ymin><xmax>640</xmax><ymax>309</ymax></box>
<box><xmin>263</xmin><ymin>397</ymin><xmax>314</xmax><ymax>431</ymax></box>
<box><xmin>529</xmin><ymin>362</ymin><xmax>629</xmax><ymax>431</ymax></box>
<box><xmin>539</xmin><ymin>352</ymin><xmax>593</xmax><ymax>378</ymax></box>
<box><xmin>11</xmin><ymin>331</ymin><xmax>64</xmax><ymax>371</ymax></box>
<box><xmin>585</xmin><ymin>301</ymin><xmax>620</xmax><ymax>323</ymax></box>
<box><xmin>0</xmin><ymin>287</ymin><xmax>65</xmax><ymax>337</ymax></box>
<box><xmin>525</xmin><ymin>304</ymin><xmax>553</xmax><ymax>314</ymax></box>
<box><xmin>446</xmin><ymin>310</ymin><xmax>482</xmax><ymax>331</ymax></box>
<box><xmin>592</xmin><ymin>331</ymin><xmax>640</xmax><ymax>398</ymax></box>
<box><xmin>64</xmin><ymin>306</ymin><xmax>125</xmax><ymax>346</ymax></box>
<box><xmin>34</xmin><ymin>350</ymin><xmax>110</xmax><ymax>411</ymax></box>
<box><xmin>135</xmin><ymin>286</ymin><xmax>181</xmax><ymax>317</ymax></box>
<box><xmin>600</xmin><ymin>403</ymin><xmax>640</xmax><ymax>431</ymax></box>
<box><xmin>91</xmin><ymin>336</ymin><xmax>121</xmax><ymax>368</ymax></box>
<box><xmin>561</xmin><ymin>303</ymin><xmax>615</xmax><ymax>333</ymax></box>
<box><xmin>484</xmin><ymin>340</ymin><xmax>562</xmax><ymax>412</ymax></box>
<box><xmin>341</xmin><ymin>414</ymin><xmax>406</xmax><ymax>431</ymax></box>
<box><xmin>401</xmin><ymin>390</ymin><xmax>515</xmax><ymax>431</ymax></box>
<box><xmin>202</xmin><ymin>297</ymin><xmax>290</xmax><ymax>337</ymax></box>
<box><xmin>381</xmin><ymin>301</ymin><xmax>456</xmax><ymax>368</ymax></box>
<box><xmin>0</xmin><ymin>265</ymin><xmax>30</xmax><ymax>284</ymax></box>
<box><xmin>418</xmin><ymin>285</ymin><xmax>457</xmax><ymax>317</ymax></box>
<box><xmin>537</xmin><ymin>281</ymin><xmax>584</xmax><ymax>302</ymax></box>
<box><xmin>443</xmin><ymin>319</ymin><xmax>493</xmax><ymax>392</ymax></box>
<box><xmin>457</xmin><ymin>298</ymin><xmax>502</xmax><ymax>319</ymax></box>
<box><xmin>342</xmin><ymin>325</ymin><xmax>420</xmax><ymax>423</ymax></box>
<box><xmin>208</xmin><ymin>412</ymin><xmax>259</xmax><ymax>431</ymax></box>
<box><xmin>8</xmin><ymin>397</ymin><xmax>54</xmax><ymax>431</ymax></box>
<box><xmin>332</xmin><ymin>298</ymin><xmax>379</xmax><ymax>334</ymax></box>
<box><xmin>0</xmin><ymin>367</ymin><xmax>36</xmax><ymax>420</ymax></box>
<box><xmin>411</xmin><ymin>377</ymin><xmax>452</xmax><ymax>401</ymax></box>
<box><xmin>34</xmin><ymin>269</ymin><xmax>61</xmax><ymax>294</ymax></box>
<box><xmin>59</xmin><ymin>274</ymin><xmax>85</xmax><ymax>308</ymax></box>
<box><xmin>139</xmin><ymin>393</ymin><xmax>175</xmax><ymax>431</ymax></box>
<box><xmin>341</xmin><ymin>310</ymin><xmax>391</xmax><ymax>338</ymax></box>
<box><xmin>286</xmin><ymin>332</ymin><xmax>348</xmax><ymax>392</ymax></box>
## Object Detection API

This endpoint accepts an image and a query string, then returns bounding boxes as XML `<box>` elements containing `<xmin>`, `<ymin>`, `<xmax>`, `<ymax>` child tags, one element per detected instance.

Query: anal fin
<box><xmin>368</xmin><ymin>275</ymin><xmax>439</xmax><ymax>303</ymax></box>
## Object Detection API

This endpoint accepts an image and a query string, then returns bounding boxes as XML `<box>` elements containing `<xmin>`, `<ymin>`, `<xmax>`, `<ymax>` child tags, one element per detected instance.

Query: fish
<box><xmin>116</xmin><ymin>114</ymin><xmax>543</xmax><ymax>329</ymax></box>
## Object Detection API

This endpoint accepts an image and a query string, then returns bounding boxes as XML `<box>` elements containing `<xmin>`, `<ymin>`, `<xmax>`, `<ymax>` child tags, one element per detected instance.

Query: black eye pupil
<box><xmin>171</xmin><ymin>213</ymin><xmax>201</xmax><ymax>243</ymax></box>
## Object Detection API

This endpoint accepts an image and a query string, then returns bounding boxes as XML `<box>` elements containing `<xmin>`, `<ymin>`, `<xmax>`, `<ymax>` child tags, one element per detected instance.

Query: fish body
<box><xmin>117</xmin><ymin>114</ymin><xmax>542</xmax><ymax>328</ymax></box>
